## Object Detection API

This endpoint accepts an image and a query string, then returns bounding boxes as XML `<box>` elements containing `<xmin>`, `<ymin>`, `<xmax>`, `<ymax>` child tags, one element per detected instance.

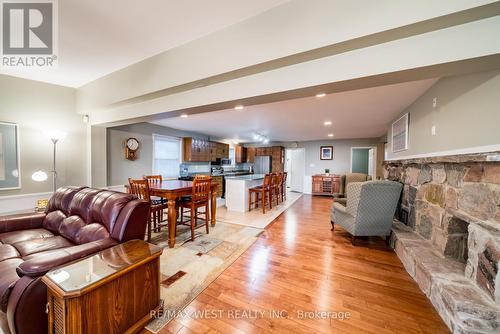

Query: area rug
<box><xmin>145</xmin><ymin>221</ymin><xmax>263</xmax><ymax>333</ymax></box>
<box><xmin>216</xmin><ymin>191</ymin><xmax>303</xmax><ymax>229</ymax></box>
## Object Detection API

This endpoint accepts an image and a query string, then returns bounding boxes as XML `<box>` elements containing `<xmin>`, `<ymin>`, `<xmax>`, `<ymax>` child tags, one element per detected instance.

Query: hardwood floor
<box><xmin>145</xmin><ymin>195</ymin><xmax>449</xmax><ymax>334</ymax></box>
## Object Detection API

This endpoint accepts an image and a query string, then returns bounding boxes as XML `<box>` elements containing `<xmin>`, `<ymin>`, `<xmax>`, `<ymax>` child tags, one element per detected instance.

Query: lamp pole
<box><xmin>51</xmin><ymin>138</ymin><xmax>59</xmax><ymax>192</ymax></box>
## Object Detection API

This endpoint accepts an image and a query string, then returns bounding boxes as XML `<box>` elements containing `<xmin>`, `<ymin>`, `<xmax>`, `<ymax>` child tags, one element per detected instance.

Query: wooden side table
<box><xmin>42</xmin><ymin>240</ymin><xmax>163</xmax><ymax>334</ymax></box>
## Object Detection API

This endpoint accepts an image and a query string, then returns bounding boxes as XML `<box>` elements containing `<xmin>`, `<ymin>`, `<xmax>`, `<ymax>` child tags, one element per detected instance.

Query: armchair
<box><xmin>0</xmin><ymin>186</ymin><xmax>150</xmax><ymax>334</ymax></box>
<box><xmin>331</xmin><ymin>180</ymin><xmax>402</xmax><ymax>245</ymax></box>
<box><xmin>334</xmin><ymin>173</ymin><xmax>372</xmax><ymax>204</ymax></box>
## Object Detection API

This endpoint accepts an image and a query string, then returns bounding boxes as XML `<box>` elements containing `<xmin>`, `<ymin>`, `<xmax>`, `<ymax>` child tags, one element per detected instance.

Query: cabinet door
<box><xmin>312</xmin><ymin>177</ymin><xmax>322</xmax><ymax>193</ymax></box>
<box><xmin>247</xmin><ymin>147</ymin><xmax>255</xmax><ymax>163</ymax></box>
<box><xmin>182</xmin><ymin>138</ymin><xmax>193</xmax><ymax>162</ymax></box>
<box><xmin>209</xmin><ymin>142</ymin><xmax>217</xmax><ymax>161</ymax></box>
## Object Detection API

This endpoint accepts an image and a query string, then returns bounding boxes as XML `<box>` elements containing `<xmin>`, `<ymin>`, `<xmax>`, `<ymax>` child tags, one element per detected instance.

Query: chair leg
<box><xmin>331</xmin><ymin>221</ymin><xmax>334</xmax><ymax>231</ymax></box>
<box><xmin>190</xmin><ymin>204</ymin><xmax>196</xmax><ymax>241</ymax></box>
<box><xmin>180</xmin><ymin>207</ymin><xmax>184</xmax><ymax>224</ymax></box>
<box><xmin>248</xmin><ymin>192</ymin><xmax>252</xmax><ymax>211</ymax></box>
<box><xmin>385</xmin><ymin>235</ymin><xmax>391</xmax><ymax>246</ymax></box>
<box><xmin>205</xmin><ymin>204</ymin><xmax>210</xmax><ymax>234</ymax></box>
<box><xmin>351</xmin><ymin>235</ymin><xmax>356</xmax><ymax>246</ymax></box>
<box><xmin>147</xmin><ymin>218</ymin><xmax>152</xmax><ymax>242</ymax></box>
<box><xmin>262</xmin><ymin>192</ymin><xmax>266</xmax><ymax>214</ymax></box>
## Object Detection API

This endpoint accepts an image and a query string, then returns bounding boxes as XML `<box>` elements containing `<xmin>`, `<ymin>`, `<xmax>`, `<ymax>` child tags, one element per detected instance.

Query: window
<box><xmin>392</xmin><ymin>113</ymin><xmax>409</xmax><ymax>152</ymax></box>
<box><xmin>152</xmin><ymin>134</ymin><xmax>181</xmax><ymax>179</ymax></box>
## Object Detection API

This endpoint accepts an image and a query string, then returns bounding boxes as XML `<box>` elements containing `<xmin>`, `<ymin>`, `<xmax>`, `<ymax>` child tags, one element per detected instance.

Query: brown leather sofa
<box><xmin>0</xmin><ymin>186</ymin><xmax>150</xmax><ymax>334</ymax></box>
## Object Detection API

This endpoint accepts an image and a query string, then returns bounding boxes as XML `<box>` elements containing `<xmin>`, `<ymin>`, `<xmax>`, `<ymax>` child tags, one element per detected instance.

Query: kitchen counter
<box><xmin>225</xmin><ymin>174</ymin><xmax>264</xmax><ymax>180</ymax></box>
<box><xmin>225</xmin><ymin>174</ymin><xmax>264</xmax><ymax>212</ymax></box>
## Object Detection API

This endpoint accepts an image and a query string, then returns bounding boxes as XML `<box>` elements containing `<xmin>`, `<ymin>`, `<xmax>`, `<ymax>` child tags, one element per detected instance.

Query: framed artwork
<box><xmin>320</xmin><ymin>146</ymin><xmax>333</xmax><ymax>160</ymax></box>
<box><xmin>0</xmin><ymin>122</ymin><xmax>21</xmax><ymax>190</ymax></box>
<box><xmin>392</xmin><ymin>113</ymin><xmax>409</xmax><ymax>152</ymax></box>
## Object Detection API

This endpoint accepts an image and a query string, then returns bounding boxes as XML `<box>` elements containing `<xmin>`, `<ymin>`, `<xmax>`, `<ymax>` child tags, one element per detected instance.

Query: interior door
<box><xmin>286</xmin><ymin>148</ymin><xmax>305</xmax><ymax>192</ymax></box>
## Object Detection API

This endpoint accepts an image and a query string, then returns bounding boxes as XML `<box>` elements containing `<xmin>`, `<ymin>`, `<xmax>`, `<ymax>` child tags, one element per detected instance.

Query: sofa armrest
<box><xmin>333</xmin><ymin>202</ymin><xmax>347</xmax><ymax>213</ymax></box>
<box><xmin>0</xmin><ymin>212</ymin><xmax>46</xmax><ymax>233</ymax></box>
<box><xmin>16</xmin><ymin>238</ymin><xmax>117</xmax><ymax>277</ymax></box>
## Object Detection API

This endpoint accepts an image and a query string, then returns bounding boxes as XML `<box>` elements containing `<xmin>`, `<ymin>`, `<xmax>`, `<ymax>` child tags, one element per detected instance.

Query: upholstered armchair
<box><xmin>334</xmin><ymin>173</ymin><xmax>372</xmax><ymax>204</ymax></box>
<box><xmin>330</xmin><ymin>180</ymin><xmax>402</xmax><ymax>245</ymax></box>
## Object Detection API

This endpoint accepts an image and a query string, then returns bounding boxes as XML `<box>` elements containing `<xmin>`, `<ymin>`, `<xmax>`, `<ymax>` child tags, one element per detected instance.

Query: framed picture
<box><xmin>320</xmin><ymin>146</ymin><xmax>333</xmax><ymax>160</ymax></box>
<box><xmin>0</xmin><ymin>122</ymin><xmax>21</xmax><ymax>190</ymax></box>
<box><xmin>392</xmin><ymin>113</ymin><xmax>409</xmax><ymax>152</ymax></box>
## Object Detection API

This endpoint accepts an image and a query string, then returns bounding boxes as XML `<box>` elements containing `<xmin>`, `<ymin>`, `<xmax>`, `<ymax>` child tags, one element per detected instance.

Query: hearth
<box><xmin>384</xmin><ymin>152</ymin><xmax>500</xmax><ymax>333</ymax></box>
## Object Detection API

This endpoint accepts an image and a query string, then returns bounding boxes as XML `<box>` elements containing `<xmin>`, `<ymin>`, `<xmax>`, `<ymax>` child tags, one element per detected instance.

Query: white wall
<box><xmin>386</xmin><ymin>69</ymin><xmax>500</xmax><ymax>160</ymax></box>
<box><xmin>0</xmin><ymin>74</ymin><xmax>86</xmax><ymax>197</ymax></box>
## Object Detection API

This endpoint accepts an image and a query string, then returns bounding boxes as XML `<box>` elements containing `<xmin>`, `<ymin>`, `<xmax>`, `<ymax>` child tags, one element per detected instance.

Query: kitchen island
<box><xmin>225</xmin><ymin>174</ymin><xmax>265</xmax><ymax>212</ymax></box>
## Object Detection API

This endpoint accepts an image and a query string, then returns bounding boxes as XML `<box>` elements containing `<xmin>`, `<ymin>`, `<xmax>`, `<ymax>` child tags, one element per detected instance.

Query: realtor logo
<box><xmin>1</xmin><ymin>0</ymin><xmax>58</xmax><ymax>67</ymax></box>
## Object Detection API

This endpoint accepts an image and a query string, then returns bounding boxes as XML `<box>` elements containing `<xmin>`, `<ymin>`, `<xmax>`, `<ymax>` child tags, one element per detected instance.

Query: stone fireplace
<box><xmin>384</xmin><ymin>152</ymin><xmax>500</xmax><ymax>333</ymax></box>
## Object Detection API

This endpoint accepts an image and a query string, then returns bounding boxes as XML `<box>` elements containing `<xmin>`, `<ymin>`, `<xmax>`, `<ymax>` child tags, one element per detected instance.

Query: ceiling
<box><xmin>0</xmin><ymin>0</ymin><xmax>289</xmax><ymax>87</ymax></box>
<box><xmin>151</xmin><ymin>78</ymin><xmax>438</xmax><ymax>142</ymax></box>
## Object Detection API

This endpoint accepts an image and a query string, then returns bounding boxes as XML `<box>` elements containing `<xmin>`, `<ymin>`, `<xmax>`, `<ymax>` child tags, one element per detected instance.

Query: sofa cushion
<box><xmin>69</xmin><ymin>188</ymin><xmax>103</xmax><ymax>224</ymax></box>
<box><xmin>12</xmin><ymin>236</ymin><xmax>74</xmax><ymax>257</ymax></box>
<box><xmin>0</xmin><ymin>228</ymin><xmax>53</xmax><ymax>245</ymax></box>
<box><xmin>44</xmin><ymin>186</ymin><xmax>87</xmax><ymax>216</ymax></box>
<box><xmin>42</xmin><ymin>210</ymin><xmax>67</xmax><ymax>234</ymax></box>
<box><xmin>0</xmin><ymin>244</ymin><xmax>20</xmax><ymax>261</ymax></box>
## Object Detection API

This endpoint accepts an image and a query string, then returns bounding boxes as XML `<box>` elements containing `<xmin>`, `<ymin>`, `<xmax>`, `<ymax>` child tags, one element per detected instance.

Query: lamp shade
<box><xmin>32</xmin><ymin>170</ymin><xmax>48</xmax><ymax>182</ymax></box>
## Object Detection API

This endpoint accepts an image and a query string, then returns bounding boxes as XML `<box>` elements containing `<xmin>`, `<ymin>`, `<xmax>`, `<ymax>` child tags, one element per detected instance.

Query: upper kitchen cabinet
<box><xmin>246</xmin><ymin>147</ymin><xmax>255</xmax><ymax>163</ymax></box>
<box><xmin>234</xmin><ymin>145</ymin><xmax>247</xmax><ymax>164</ymax></box>
<box><xmin>216</xmin><ymin>142</ymin><xmax>229</xmax><ymax>159</ymax></box>
<box><xmin>183</xmin><ymin>137</ymin><xmax>229</xmax><ymax>162</ymax></box>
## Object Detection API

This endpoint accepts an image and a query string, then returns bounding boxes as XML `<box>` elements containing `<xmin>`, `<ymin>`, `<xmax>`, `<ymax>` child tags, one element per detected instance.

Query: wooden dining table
<box><xmin>148</xmin><ymin>180</ymin><xmax>218</xmax><ymax>248</ymax></box>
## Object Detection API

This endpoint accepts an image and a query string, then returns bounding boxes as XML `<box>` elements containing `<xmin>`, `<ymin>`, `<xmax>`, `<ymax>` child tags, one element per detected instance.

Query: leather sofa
<box><xmin>0</xmin><ymin>186</ymin><xmax>150</xmax><ymax>334</ymax></box>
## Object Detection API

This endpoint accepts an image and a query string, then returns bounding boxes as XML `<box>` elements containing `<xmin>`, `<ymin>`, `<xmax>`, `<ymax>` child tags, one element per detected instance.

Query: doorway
<box><xmin>350</xmin><ymin>147</ymin><xmax>376</xmax><ymax>177</ymax></box>
<box><xmin>285</xmin><ymin>148</ymin><xmax>305</xmax><ymax>192</ymax></box>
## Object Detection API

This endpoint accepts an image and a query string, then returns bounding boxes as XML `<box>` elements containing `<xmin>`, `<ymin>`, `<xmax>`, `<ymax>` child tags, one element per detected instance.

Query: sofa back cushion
<box><xmin>42</xmin><ymin>187</ymin><xmax>142</xmax><ymax>245</ymax></box>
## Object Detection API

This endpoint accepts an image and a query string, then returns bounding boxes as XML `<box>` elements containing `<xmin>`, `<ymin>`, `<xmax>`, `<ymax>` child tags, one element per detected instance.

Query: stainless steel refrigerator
<box><xmin>254</xmin><ymin>156</ymin><xmax>272</xmax><ymax>174</ymax></box>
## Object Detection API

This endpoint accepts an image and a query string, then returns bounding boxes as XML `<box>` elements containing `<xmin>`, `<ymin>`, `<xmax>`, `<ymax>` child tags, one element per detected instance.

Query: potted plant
<box><xmin>325</xmin><ymin>168</ymin><xmax>330</xmax><ymax>176</ymax></box>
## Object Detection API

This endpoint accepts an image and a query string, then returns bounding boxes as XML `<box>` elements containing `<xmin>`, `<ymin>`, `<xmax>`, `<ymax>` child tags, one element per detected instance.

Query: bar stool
<box><xmin>128</xmin><ymin>178</ymin><xmax>167</xmax><ymax>241</ymax></box>
<box><xmin>249</xmin><ymin>173</ymin><xmax>272</xmax><ymax>213</ymax></box>
<box><xmin>178</xmin><ymin>175</ymin><xmax>212</xmax><ymax>241</ymax></box>
<box><xmin>274</xmin><ymin>172</ymin><xmax>283</xmax><ymax>204</ymax></box>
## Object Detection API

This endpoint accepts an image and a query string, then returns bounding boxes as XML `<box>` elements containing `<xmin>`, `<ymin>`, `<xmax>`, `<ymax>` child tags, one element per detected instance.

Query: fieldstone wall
<box><xmin>384</xmin><ymin>152</ymin><xmax>500</xmax><ymax>333</ymax></box>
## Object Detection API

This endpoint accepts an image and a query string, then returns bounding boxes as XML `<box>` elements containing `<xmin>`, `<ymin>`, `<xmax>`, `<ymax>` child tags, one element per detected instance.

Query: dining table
<box><xmin>148</xmin><ymin>180</ymin><xmax>218</xmax><ymax>248</ymax></box>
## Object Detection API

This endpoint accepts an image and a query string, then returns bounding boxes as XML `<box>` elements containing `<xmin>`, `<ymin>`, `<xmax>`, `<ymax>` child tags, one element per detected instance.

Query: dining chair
<box><xmin>282</xmin><ymin>172</ymin><xmax>288</xmax><ymax>201</ymax></box>
<box><xmin>178</xmin><ymin>175</ymin><xmax>212</xmax><ymax>241</ymax></box>
<box><xmin>128</xmin><ymin>178</ymin><xmax>167</xmax><ymax>241</ymax></box>
<box><xmin>143</xmin><ymin>174</ymin><xmax>167</xmax><ymax>226</ymax></box>
<box><xmin>248</xmin><ymin>173</ymin><xmax>272</xmax><ymax>214</ymax></box>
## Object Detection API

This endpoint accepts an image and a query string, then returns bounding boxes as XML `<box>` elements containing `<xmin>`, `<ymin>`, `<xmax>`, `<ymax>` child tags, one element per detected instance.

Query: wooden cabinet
<box><xmin>246</xmin><ymin>147</ymin><xmax>255</xmax><ymax>163</ymax></box>
<box><xmin>271</xmin><ymin>146</ymin><xmax>284</xmax><ymax>172</ymax></box>
<box><xmin>183</xmin><ymin>138</ymin><xmax>229</xmax><ymax>162</ymax></box>
<box><xmin>211</xmin><ymin>176</ymin><xmax>223</xmax><ymax>197</ymax></box>
<box><xmin>234</xmin><ymin>145</ymin><xmax>247</xmax><ymax>164</ymax></box>
<box><xmin>312</xmin><ymin>174</ymin><xmax>341</xmax><ymax>196</ymax></box>
<box><xmin>43</xmin><ymin>240</ymin><xmax>162</xmax><ymax>334</ymax></box>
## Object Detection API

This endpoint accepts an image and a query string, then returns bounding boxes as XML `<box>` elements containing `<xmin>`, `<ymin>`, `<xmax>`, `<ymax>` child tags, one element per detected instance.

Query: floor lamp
<box><xmin>32</xmin><ymin>130</ymin><xmax>67</xmax><ymax>192</ymax></box>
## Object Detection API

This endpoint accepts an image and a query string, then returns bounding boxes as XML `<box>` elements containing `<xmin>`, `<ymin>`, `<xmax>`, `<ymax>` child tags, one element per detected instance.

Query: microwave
<box><xmin>221</xmin><ymin>159</ymin><xmax>232</xmax><ymax>165</ymax></box>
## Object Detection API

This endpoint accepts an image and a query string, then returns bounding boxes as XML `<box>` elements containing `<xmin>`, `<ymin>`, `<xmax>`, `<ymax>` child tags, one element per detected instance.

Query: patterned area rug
<box><xmin>145</xmin><ymin>221</ymin><xmax>263</xmax><ymax>333</ymax></box>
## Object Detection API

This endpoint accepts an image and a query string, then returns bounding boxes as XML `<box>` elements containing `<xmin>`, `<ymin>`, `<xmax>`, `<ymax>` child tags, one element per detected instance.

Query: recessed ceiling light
<box><xmin>316</xmin><ymin>93</ymin><xmax>326</xmax><ymax>98</ymax></box>
<box><xmin>324</xmin><ymin>121</ymin><xmax>332</xmax><ymax>126</ymax></box>
<box><xmin>234</xmin><ymin>105</ymin><xmax>244</xmax><ymax>110</ymax></box>
<box><xmin>328</xmin><ymin>133</ymin><xmax>334</xmax><ymax>137</ymax></box>
<box><xmin>180</xmin><ymin>114</ymin><xmax>188</xmax><ymax>118</ymax></box>
<box><xmin>263</xmin><ymin>138</ymin><xmax>269</xmax><ymax>144</ymax></box>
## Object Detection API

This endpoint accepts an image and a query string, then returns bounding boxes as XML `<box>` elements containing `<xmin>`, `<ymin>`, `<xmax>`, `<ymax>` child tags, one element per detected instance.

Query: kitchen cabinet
<box><xmin>235</xmin><ymin>145</ymin><xmax>247</xmax><ymax>164</ymax></box>
<box><xmin>312</xmin><ymin>175</ymin><xmax>341</xmax><ymax>196</ymax></box>
<box><xmin>246</xmin><ymin>147</ymin><xmax>255</xmax><ymax>163</ymax></box>
<box><xmin>183</xmin><ymin>138</ymin><xmax>229</xmax><ymax>162</ymax></box>
<box><xmin>211</xmin><ymin>176</ymin><xmax>224</xmax><ymax>197</ymax></box>
<box><xmin>271</xmin><ymin>146</ymin><xmax>284</xmax><ymax>172</ymax></box>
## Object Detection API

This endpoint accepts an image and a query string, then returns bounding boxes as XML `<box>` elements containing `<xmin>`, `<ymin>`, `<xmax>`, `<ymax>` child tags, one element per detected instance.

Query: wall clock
<box><xmin>125</xmin><ymin>137</ymin><xmax>139</xmax><ymax>160</ymax></box>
